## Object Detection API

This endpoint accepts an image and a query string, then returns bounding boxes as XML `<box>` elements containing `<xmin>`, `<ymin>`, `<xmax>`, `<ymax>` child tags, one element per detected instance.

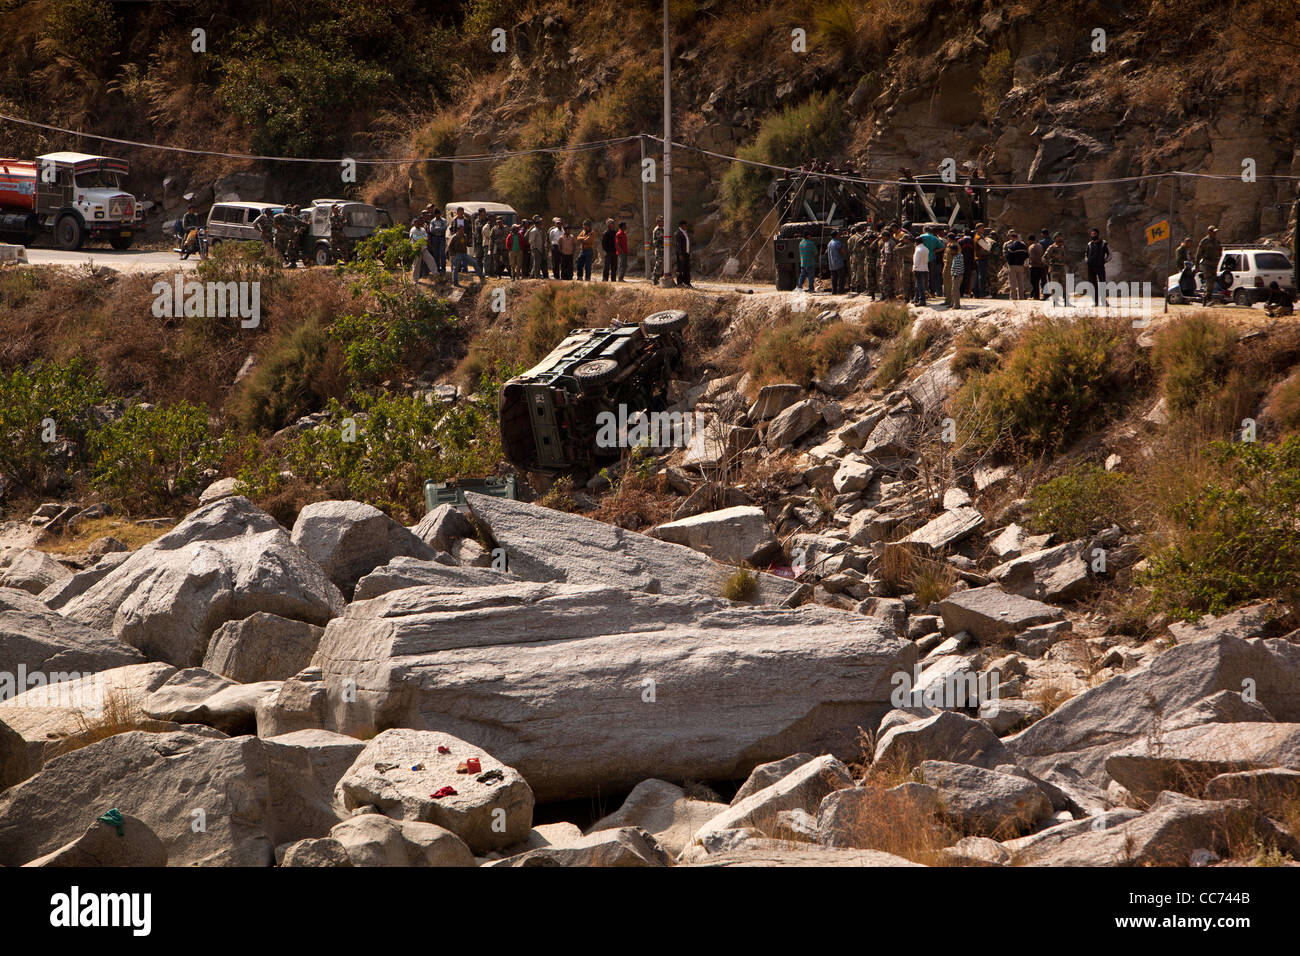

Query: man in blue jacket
<box><xmin>827</xmin><ymin>231</ymin><xmax>846</xmax><ymax>295</ymax></box>
<box><xmin>797</xmin><ymin>235</ymin><xmax>818</xmax><ymax>292</ymax></box>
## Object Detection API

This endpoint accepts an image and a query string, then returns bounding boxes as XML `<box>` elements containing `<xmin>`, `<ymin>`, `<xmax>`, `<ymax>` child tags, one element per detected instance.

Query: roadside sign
<box><xmin>1146</xmin><ymin>219</ymin><xmax>1170</xmax><ymax>245</ymax></box>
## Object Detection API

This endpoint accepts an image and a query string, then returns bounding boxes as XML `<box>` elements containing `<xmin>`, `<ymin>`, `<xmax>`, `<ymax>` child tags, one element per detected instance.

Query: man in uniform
<box><xmin>1195</xmin><ymin>226</ymin><xmax>1223</xmax><ymax>306</ymax></box>
<box><xmin>879</xmin><ymin>226</ymin><xmax>898</xmax><ymax>301</ymax></box>
<box><xmin>253</xmin><ymin>207</ymin><xmax>275</xmax><ymax>257</ymax></box>
<box><xmin>1044</xmin><ymin>232</ymin><xmax>1069</xmax><ymax>303</ymax></box>
<box><xmin>984</xmin><ymin>228</ymin><xmax>1004</xmax><ymax>297</ymax></box>
<box><xmin>328</xmin><ymin>205</ymin><xmax>350</xmax><ymax>264</ymax></box>
<box><xmin>896</xmin><ymin>225</ymin><xmax>914</xmax><ymax>301</ymax></box>
<box><xmin>865</xmin><ymin>230</ymin><xmax>880</xmax><ymax>299</ymax></box>
<box><xmin>473</xmin><ymin>209</ymin><xmax>488</xmax><ymax>271</ymax></box>
<box><xmin>273</xmin><ymin>205</ymin><xmax>299</xmax><ymax>267</ymax></box>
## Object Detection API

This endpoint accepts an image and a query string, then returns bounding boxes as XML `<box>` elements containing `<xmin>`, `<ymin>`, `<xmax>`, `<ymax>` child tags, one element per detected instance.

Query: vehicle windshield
<box><xmin>74</xmin><ymin>170</ymin><xmax>122</xmax><ymax>189</ymax></box>
<box><xmin>1255</xmin><ymin>252</ymin><xmax>1292</xmax><ymax>270</ymax></box>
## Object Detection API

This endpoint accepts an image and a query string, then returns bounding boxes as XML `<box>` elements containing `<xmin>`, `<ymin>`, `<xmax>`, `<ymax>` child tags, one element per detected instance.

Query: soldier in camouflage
<box><xmin>328</xmin><ymin>205</ymin><xmax>350</xmax><ymax>264</ymax></box>
<box><xmin>253</xmin><ymin>208</ymin><xmax>275</xmax><ymax>257</ymax></box>
<box><xmin>865</xmin><ymin>230</ymin><xmax>880</xmax><ymax>299</ymax></box>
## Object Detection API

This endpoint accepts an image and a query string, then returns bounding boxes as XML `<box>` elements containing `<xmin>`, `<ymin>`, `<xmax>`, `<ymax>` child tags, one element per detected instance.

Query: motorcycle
<box><xmin>175</xmin><ymin>226</ymin><xmax>206</xmax><ymax>260</ymax></box>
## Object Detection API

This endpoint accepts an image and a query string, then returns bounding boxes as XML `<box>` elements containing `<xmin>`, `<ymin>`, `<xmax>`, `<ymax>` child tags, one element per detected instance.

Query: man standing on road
<box><xmin>601</xmin><ymin>219</ymin><xmax>618</xmax><ymax>281</ymax></box>
<box><xmin>827</xmin><ymin>231</ymin><xmax>846</xmax><ymax>295</ymax></box>
<box><xmin>896</xmin><ymin>226</ymin><xmax>915</xmax><ymax>302</ymax></box>
<box><xmin>920</xmin><ymin>225</ymin><xmax>944</xmax><ymax>295</ymax></box>
<box><xmin>944</xmin><ymin>233</ymin><xmax>963</xmax><ymax>309</ymax></box>
<box><xmin>253</xmin><ymin>207</ymin><xmax>275</xmax><ymax>258</ymax></box>
<box><xmin>1045</xmin><ymin>232</ymin><xmax>1069</xmax><ymax>303</ymax></box>
<box><xmin>1195</xmin><ymin>226</ymin><xmax>1223</xmax><ymax>307</ymax></box>
<box><xmin>911</xmin><ymin>232</ymin><xmax>929</xmax><ymax>305</ymax></box>
<box><xmin>1004</xmin><ymin>230</ymin><xmax>1029</xmax><ymax>301</ymax></box>
<box><xmin>409</xmin><ymin>217</ymin><xmax>435</xmax><ymax>282</ymax></box>
<box><xmin>528</xmin><ymin>217</ymin><xmax>547</xmax><ymax>278</ymax></box>
<box><xmin>1027</xmin><ymin>233</ymin><xmax>1046</xmax><ymax>299</ymax></box>
<box><xmin>879</xmin><ymin>228</ymin><xmax>897</xmax><ymax>300</ymax></box>
<box><xmin>429</xmin><ymin>207</ymin><xmax>447</xmax><ymax>274</ymax></box>
<box><xmin>985</xmin><ymin>228</ymin><xmax>1004</xmax><ymax>297</ymax></box>
<box><xmin>973</xmin><ymin>222</ymin><xmax>990</xmax><ymax>297</ymax></box>
<box><xmin>449</xmin><ymin>224</ymin><xmax>481</xmax><ymax>286</ymax></box>
<box><xmin>651</xmin><ymin>215</ymin><xmax>665</xmax><ymax>282</ymax></box>
<box><xmin>865</xmin><ymin>230</ymin><xmax>880</xmax><ymax>299</ymax></box>
<box><xmin>673</xmin><ymin>220</ymin><xmax>693</xmax><ymax>288</ymax></box>
<box><xmin>329</xmin><ymin>205</ymin><xmax>350</xmax><ymax>264</ymax></box>
<box><xmin>615</xmin><ymin>222</ymin><xmax>629</xmax><ymax>281</ymax></box>
<box><xmin>1085</xmin><ymin>227</ymin><xmax>1111</xmax><ymax>306</ymax></box>
<box><xmin>796</xmin><ymin>234</ymin><xmax>817</xmax><ymax>292</ymax></box>
<box><xmin>273</xmin><ymin>205</ymin><xmax>298</xmax><ymax>267</ymax></box>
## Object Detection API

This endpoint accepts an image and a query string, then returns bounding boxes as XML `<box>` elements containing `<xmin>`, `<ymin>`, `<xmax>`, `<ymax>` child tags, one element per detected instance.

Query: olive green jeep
<box><xmin>499</xmin><ymin>310</ymin><xmax>689</xmax><ymax>475</ymax></box>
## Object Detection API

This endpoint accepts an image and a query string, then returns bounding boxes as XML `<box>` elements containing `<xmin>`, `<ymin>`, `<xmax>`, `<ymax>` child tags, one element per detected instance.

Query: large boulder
<box><xmin>291</xmin><ymin>500</ymin><xmax>436</xmax><ymax>599</ymax></box>
<box><xmin>766</xmin><ymin>399</ymin><xmax>822</xmax><ymax>449</ymax></box>
<box><xmin>732</xmin><ymin>753</ymin><xmax>816</xmax><ymax>804</ymax></box>
<box><xmin>22</xmin><ymin>811</ymin><xmax>167</xmax><ymax>867</ymax></box>
<box><xmin>1104</xmin><ymin>722</ymin><xmax>1300</xmax><ymax>803</ymax></box>
<box><xmin>143</xmin><ymin>668</ymin><xmax>280</xmax><ymax>735</ymax></box>
<box><xmin>990</xmin><ymin>541</ymin><xmax>1094</xmax><ymax>603</ymax></box>
<box><xmin>914</xmin><ymin>760</ymin><xmax>1053</xmax><ymax>836</ymax></box>
<box><xmin>262</xmin><ymin>729</ymin><xmax>365</xmax><ymax>846</ymax></box>
<box><xmin>874</xmin><ymin>711</ymin><xmax>1012</xmax><ymax>771</ymax></box>
<box><xmin>587</xmin><ymin>779</ymin><xmax>727</xmax><ymax>857</ymax></box>
<box><xmin>353</xmin><ymin>557</ymin><xmax>508</xmax><ymax>601</ymax></box>
<box><xmin>0</xmin><ymin>731</ymin><xmax>273</xmax><ymax>866</ymax></box>
<box><xmin>1002</xmin><ymin>791</ymin><xmax>1297</xmax><ymax>866</ymax></box>
<box><xmin>0</xmin><ymin>662</ymin><xmax>176</xmax><ymax>785</ymax></box>
<box><xmin>650</xmin><ymin>506</ymin><xmax>778</xmax><ymax>565</ymax></box>
<box><xmin>59</xmin><ymin>497</ymin><xmax>344</xmax><ymax>668</ymax></box>
<box><xmin>1009</xmin><ymin>635</ymin><xmax>1300</xmax><ymax>786</ymax></box>
<box><xmin>682</xmin><ymin>839</ymin><xmax>923</xmax><ymax>867</ymax></box>
<box><xmin>937</xmin><ymin>585</ymin><xmax>1064</xmax><ymax>645</ymax></box>
<box><xmin>747</xmin><ymin>383</ymin><xmax>804</xmax><ymax>420</ymax></box>
<box><xmin>37</xmin><ymin>551</ymin><xmax>131</xmax><ymax>611</ymax></box>
<box><xmin>464</xmin><ymin>492</ymin><xmax>802</xmax><ymax>604</ymax></box>
<box><xmin>0</xmin><ymin>586</ymin><xmax>143</xmax><ymax>676</ymax></box>
<box><xmin>301</xmin><ymin>582</ymin><xmax>914</xmax><ymax>801</ymax></box>
<box><xmin>693</xmin><ymin>755</ymin><xmax>854</xmax><ymax>843</ymax></box>
<box><xmin>202</xmin><ymin>612</ymin><xmax>324</xmax><ymax>683</ymax></box>
<box><xmin>0</xmin><ymin>548</ymin><xmax>71</xmax><ymax>595</ymax></box>
<box><xmin>901</xmin><ymin>507</ymin><xmax>985</xmax><ymax>553</ymax></box>
<box><xmin>335</xmin><ymin>729</ymin><xmax>534</xmax><ymax>854</ymax></box>
<box><xmin>408</xmin><ymin>504</ymin><xmax>475</xmax><ymax>553</ymax></box>
<box><xmin>487</xmin><ymin>827</ymin><xmax>671</xmax><ymax>867</ymax></box>
<box><xmin>325</xmin><ymin>813</ymin><xmax>475</xmax><ymax>867</ymax></box>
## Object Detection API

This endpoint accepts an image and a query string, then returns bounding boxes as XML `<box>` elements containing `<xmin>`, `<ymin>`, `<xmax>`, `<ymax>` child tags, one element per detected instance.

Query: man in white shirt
<box><xmin>409</xmin><ymin>218</ymin><xmax>435</xmax><ymax>282</ymax></box>
<box><xmin>548</xmin><ymin>219</ymin><xmax>564</xmax><ymax>279</ymax></box>
<box><xmin>911</xmin><ymin>237</ymin><xmax>929</xmax><ymax>305</ymax></box>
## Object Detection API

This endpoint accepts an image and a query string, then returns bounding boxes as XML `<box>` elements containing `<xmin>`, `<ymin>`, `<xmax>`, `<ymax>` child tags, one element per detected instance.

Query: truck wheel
<box><xmin>574</xmin><ymin>359</ymin><xmax>620</xmax><ymax>386</ymax></box>
<box><xmin>55</xmin><ymin>215</ymin><xmax>85</xmax><ymax>251</ymax></box>
<box><xmin>642</xmin><ymin>309</ymin><xmax>688</xmax><ymax>334</ymax></box>
<box><xmin>109</xmin><ymin>234</ymin><xmax>133</xmax><ymax>251</ymax></box>
<box><xmin>315</xmin><ymin>244</ymin><xmax>332</xmax><ymax>267</ymax></box>
<box><xmin>1233</xmin><ymin>288</ymin><xmax>1252</xmax><ymax>307</ymax></box>
<box><xmin>775</xmin><ymin>267</ymin><xmax>797</xmax><ymax>291</ymax></box>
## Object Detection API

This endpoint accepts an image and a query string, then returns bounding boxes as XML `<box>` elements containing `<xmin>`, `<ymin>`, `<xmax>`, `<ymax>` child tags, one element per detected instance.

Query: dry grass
<box><xmin>720</xmin><ymin>566</ymin><xmax>759</xmax><ymax>602</ymax></box>
<box><xmin>43</xmin><ymin>688</ymin><xmax>174</xmax><ymax>761</ymax></box>
<box><xmin>876</xmin><ymin>541</ymin><xmax>916</xmax><ymax>595</ymax></box>
<box><xmin>909</xmin><ymin>558</ymin><xmax>956</xmax><ymax>606</ymax></box>
<box><xmin>1028</xmin><ymin>678</ymin><xmax>1074</xmax><ymax>716</ymax></box>
<box><xmin>34</xmin><ymin>515</ymin><xmax>173</xmax><ymax>555</ymax></box>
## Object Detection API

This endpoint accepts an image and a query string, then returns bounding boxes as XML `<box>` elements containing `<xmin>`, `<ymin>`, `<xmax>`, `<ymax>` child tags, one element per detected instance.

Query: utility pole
<box><xmin>640</xmin><ymin>134</ymin><xmax>651</xmax><ymax>279</ymax></box>
<box><xmin>660</xmin><ymin>0</ymin><xmax>674</xmax><ymax>286</ymax></box>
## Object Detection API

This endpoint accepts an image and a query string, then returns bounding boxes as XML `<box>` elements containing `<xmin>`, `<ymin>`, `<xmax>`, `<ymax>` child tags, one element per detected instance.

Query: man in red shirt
<box><xmin>615</xmin><ymin>222</ymin><xmax>629</xmax><ymax>281</ymax></box>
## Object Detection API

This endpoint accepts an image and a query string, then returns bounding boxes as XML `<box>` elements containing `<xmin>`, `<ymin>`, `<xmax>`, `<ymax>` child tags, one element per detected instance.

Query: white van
<box><xmin>205</xmin><ymin>201</ymin><xmax>283</xmax><ymax>245</ymax></box>
<box><xmin>1166</xmin><ymin>244</ymin><xmax>1295</xmax><ymax>305</ymax></box>
<box><xmin>445</xmin><ymin>200</ymin><xmax>520</xmax><ymax>232</ymax></box>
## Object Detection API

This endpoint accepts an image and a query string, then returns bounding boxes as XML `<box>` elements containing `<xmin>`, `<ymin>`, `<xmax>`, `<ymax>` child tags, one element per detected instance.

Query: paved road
<box><xmin>21</xmin><ymin>246</ymin><xmax>198</xmax><ymax>273</ymax></box>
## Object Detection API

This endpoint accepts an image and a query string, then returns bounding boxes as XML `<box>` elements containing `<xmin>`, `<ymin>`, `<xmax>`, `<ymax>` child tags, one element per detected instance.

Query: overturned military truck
<box><xmin>499</xmin><ymin>310</ymin><xmax>689</xmax><ymax>477</ymax></box>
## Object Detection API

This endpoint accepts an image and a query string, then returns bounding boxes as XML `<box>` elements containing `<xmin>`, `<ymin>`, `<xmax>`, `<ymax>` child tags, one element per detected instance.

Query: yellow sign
<box><xmin>1146</xmin><ymin>220</ymin><xmax>1170</xmax><ymax>245</ymax></box>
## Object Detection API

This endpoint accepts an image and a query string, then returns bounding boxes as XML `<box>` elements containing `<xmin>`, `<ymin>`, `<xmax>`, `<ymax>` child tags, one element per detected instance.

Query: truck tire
<box><xmin>574</xmin><ymin>359</ymin><xmax>620</xmax><ymax>386</ymax></box>
<box><xmin>55</xmin><ymin>214</ymin><xmax>85</xmax><ymax>251</ymax></box>
<box><xmin>776</xmin><ymin>266</ymin><xmax>797</xmax><ymax>291</ymax></box>
<box><xmin>1233</xmin><ymin>288</ymin><xmax>1252</xmax><ymax>307</ymax></box>
<box><xmin>642</xmin><ymin>309</ymin><xmax>688</xmax><ymax>334</ymax></box>
<box><xmin>109</xmin><ymin>234</ymin><xmax>133</xmax><ymax>251</ymax></box>
<box><xmin>314</xmin><ymin>243</ymin><xmax>332</xmax><ymax>267</ymax></box>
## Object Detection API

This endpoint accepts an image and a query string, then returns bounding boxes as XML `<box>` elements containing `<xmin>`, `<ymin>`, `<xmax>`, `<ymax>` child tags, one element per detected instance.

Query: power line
<box><xmin>0</xmin><ymin>112</ymin><xmax>640</xmax><ymax>164</ymax></box>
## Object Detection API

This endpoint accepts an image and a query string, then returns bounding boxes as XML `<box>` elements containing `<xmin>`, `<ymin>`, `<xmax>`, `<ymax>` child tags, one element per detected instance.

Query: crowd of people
<box><xmin>795</xmin><ymin>222</ymin><xmax>1109</xmax><ymax>308</ymax></box>
<box><xmin>405</xmin><ymin>205</ymin><xmax>696</xmax><ymax>289</ymax></box>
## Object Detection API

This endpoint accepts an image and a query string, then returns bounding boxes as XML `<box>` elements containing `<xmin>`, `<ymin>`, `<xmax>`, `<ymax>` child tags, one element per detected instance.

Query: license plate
<box><xmin>119</xmin><ymin>231</ymin><xmax>132</xmax><ymax>237</ymax></box>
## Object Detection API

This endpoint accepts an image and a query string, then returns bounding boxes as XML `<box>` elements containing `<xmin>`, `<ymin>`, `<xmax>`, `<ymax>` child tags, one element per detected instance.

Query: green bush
<box><xmin>721</xmin><ymin>91</ymin><xmax>847</xmax><ymax>223</ymax></box>
<box><xmin>0</xmin><ymin>360</ymin><xmax>108</xmax><ymax>492</ymax></box>
<box><xmin>875</xmin><ymin>319</ymin><xmax>940</xmax><ymax>390</ymax></box>
<box><xmin>1029</xmin><ymin>464</ymin><xmax>1132</xmax><ymax>539</ymax></box>
<box><xmin>1141</xmin><ymin>437</ymin><xmax>1300</xmax><ymax>618</ymax></box>
<box><xmin>331</xmin><ymin>260</ymin><xmax>457</xmax><ymax>383</ymax></box>
<box><xmin>196</xmin><ymin>239</ymin><xmax>283</xmax><ymax>290</ymax></box>
<box><xmin>951</xmin><ymin>315</ymin><xmax>1142</xmax><ymax>454</ymax></box>
<box><xmin>1153</xmin><ymin>312</ymin><xmax>1238</xmax><ymax>417</ymax></box>
<box><xmin>39</xmin><ymin>0</ymin><xmax>118</xmax><ymax>65</ymax></box>
<box><xmin>90</xmin><ymin>402</ymin><xmax>226</xmax><ymax>513</ymax></box>
<box><xmin>352</xmin><ymin>225</ymin><xmax>420</xmax><ymax>271</ymax></box>
<box><xmin>413</xmin><ymin>113</ymin><xmax>460</xmax><ymax>204</ymax></box>
<box><xmin>232</xmin><ymin>319</ymin><xmax>346</xmax><ymax>433</ymax></box>
<box><xmin>977</xmin><ymin>49</ymin><xmax>1013</xmax><ymax>119</ymax></box>
<box><xmin>746</xmin><ymin>313</ymin><xmax>873</xmax><ymax>392</ymax></box>
<box><xmin>492</xmin><ymin>105</ymin><xmax>570</xmax><ymax>213</ymax></box>
<box><xmin>281</xmin><ymin>389</ymin><xmax>503</xmax><ymax>520</ymax></box>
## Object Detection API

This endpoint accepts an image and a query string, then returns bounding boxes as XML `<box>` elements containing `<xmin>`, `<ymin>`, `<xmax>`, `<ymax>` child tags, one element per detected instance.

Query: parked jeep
<box><xmin>300</xmin><ymin>199</ymin><xmax>392</xmax><ymax>265</ymax></box>
<box><xmin>499</xmin><ymin>310</ymin><xmax>689</xmax><ymax>476</ymax></box>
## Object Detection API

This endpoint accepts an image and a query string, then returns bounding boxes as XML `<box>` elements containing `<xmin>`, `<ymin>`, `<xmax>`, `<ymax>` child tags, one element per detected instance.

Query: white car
<box><xmin>1166</xmin><ymin>245</ymin><xmax>1295</xmax><ymax>306</ymax></box>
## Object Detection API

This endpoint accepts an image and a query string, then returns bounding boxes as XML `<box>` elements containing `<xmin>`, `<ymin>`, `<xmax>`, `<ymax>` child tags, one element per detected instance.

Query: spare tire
<box><xmin>776</xmin><ymin>221</ymin><xmax>824</xmax><ymax>240</ymax></box>
<box><xmin>574</xmin><ymin>358</ymin><xmax>620</xmax><ymax>385</ymax></box>
<box><xmin>643</xmin><ymin>309</ymin><xmax>688</xmax><ymax>334</ymax></box>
